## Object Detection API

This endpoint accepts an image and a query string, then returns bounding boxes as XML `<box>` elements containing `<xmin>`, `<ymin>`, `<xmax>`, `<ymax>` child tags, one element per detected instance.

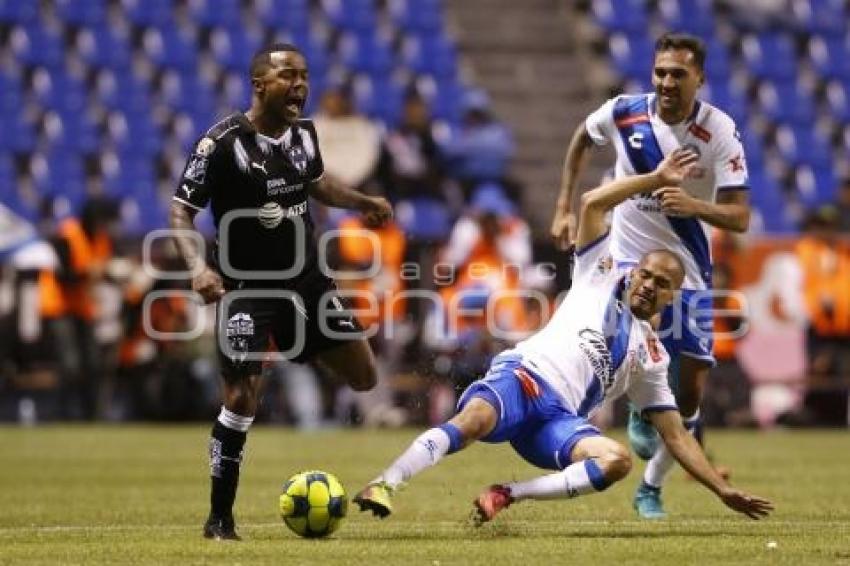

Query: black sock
<box><xmin>209</xmin><ymin>420</ymin><xmax>247</xmax><ymax>520</ymax></box>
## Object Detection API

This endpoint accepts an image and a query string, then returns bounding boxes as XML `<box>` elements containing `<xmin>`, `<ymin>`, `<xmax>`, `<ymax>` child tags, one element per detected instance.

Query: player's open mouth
<box><xmin>286</xmin><ymin>96</ymin><xmax>305</xmax><ymax>114</ymax></box>
<box><xmin>634</xmin><ymin>291</ymin><xmax>654</xmax><ymax>306</ymax></box>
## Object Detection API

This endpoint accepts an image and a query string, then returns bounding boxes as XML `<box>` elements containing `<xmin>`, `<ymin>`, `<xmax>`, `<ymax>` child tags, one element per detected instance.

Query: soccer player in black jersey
<box><xmin>169</xmin><ymin>43</ymin><xmax>393</xmax><ymax>540</ymax></box>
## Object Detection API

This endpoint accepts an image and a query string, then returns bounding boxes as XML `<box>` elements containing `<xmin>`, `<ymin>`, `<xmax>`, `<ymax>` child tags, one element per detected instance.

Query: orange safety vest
<box><xmin>795</xmin><ymin>236</ymin><xmax>850</xmax><ymax>336</ymax></box>
<box><xmin>337</xmin><ymin>217</ymin><xmax>406</xmax><ymax>326</ymax></box>
<box><xmin>38</xmin><ymin>269</ymin><xmax>66</xmax><ymax>319</ymax></box>
<box><xmin>57</xmin><ymin>218</ymin><xmax>112</xmax><ymax>320</ymax></box>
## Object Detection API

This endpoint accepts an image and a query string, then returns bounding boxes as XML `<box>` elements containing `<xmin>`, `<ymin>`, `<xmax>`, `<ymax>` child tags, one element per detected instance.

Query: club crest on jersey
<box><xmin>286</xmin><ymin>144</ymin><xmax>308</xmax><ymax>174</ymax></box>
<box><xmin>195</xmin><ymin>137</ymin><xmax>216</xmax><ymax>157</ymax></box>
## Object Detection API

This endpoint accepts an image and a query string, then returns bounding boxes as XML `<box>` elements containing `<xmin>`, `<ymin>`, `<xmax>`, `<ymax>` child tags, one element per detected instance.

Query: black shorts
<box><xmin>216</xmin><ymin>271</ymin><xmax>362</xmax><ymax>380</ymax></box>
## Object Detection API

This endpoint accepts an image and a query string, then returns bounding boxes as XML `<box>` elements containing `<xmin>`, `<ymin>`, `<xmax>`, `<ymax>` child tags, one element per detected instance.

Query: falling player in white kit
<box><xmin>352</xmin><ymin>149</ymin><xmax>772</xmax><ymax>524</ymax></box>
<box><xmin>550</xmin><ymin>33</ymin><xmax>751</xmax><ymax>518</ymax></box>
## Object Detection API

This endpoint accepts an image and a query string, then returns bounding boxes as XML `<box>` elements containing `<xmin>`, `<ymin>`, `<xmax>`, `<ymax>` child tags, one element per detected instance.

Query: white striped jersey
<box><xmin>585</xmin><ymin>93</ymin><xmax>749</xmax><ymax>290</ymax></box>
<box><xmin>513</xmin><ymin>232</ymin><xmax>677</xmax><ymax>417</ymax></box>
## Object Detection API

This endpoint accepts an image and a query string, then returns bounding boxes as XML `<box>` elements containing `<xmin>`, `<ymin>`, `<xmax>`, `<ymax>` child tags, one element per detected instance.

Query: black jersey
<box><xmin>173</xmin><ymin>113</ymin><xmax>324</xmax><ymax>283</ymax></box>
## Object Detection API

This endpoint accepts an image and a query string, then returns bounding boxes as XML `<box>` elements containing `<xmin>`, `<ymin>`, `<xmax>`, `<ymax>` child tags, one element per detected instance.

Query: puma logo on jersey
<box><xmin>251</xmin><ymin>161</ymin><xmax>268</xmax><ymax>175</ymax></box>
<box><xmin>181</xmin><ymin>184</ymin><xmax>195</xmax><ymax>198</ymax></box>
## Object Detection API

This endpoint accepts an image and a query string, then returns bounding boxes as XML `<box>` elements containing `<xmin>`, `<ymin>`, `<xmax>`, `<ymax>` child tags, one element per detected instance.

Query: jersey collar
<box><xmin>648</xmin><ymin>93</ymin><xmax>702</xmax><ymax>125</ymax></box>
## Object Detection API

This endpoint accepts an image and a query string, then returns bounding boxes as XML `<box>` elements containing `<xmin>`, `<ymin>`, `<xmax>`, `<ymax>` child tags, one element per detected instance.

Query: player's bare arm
<box><xmin>576</xmin><ymin>149</ymin><xmax>698</xmax><ymax>250</ymax></box>
<box><xmin>169</xmin><ymin>202</ymin><xmax>224</xmax><ymax>304</ymax></box>
<box><xmin>309</xmin><ymin>175</ymin><xmax>393</xmax><ymax>226</ymax></box>
<box><xmin>654</xmin><ymin>185</ymin><xmax>750</xmax><ymax>232</ymax></box>
<box><xmin>649</xmin><ymin>410</ymin><xmax>773</xmax><ymax>519</ymax></box>
<box><xmin>551</xmin><ymin>123</ymin><xmax>595</xmax><ymax>250</ymax></box>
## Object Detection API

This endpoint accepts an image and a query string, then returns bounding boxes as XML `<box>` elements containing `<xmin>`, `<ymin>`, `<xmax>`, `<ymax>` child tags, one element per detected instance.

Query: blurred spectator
<box><xmin>793</xmin><ymin>205</ymin><xmax>850</xmax><ymax>424</ymax></box>
<box><xmin>312</xmin><ymin>86</ymin><xmax>382</xmax><ymax>191</ymax></box>
<box><xmin>376</xmin><ymin>92</ymin><xmax>445</xmax><ymax>203</ymax></box>
<box><xmin>796</xmin><ymin>206</ymin><xmax>850</xmax><ymax>374</ymax></box>
<box><xmin>0</xmin><ymin>203</ymin><xmax>61</xmax><ymax>422</ymax></box>
<box><xmin>43</xmin><ymin>196</ymin><xmax>119</xmax><ymax>419</ymax></box>
<box><xmin>837</xmin><ymin>178</ymin><xmax>850</xmax><ymax>233</ymax></box>
<box><xmin>334</xmin><ymin>214</ymin><xmax>408</xmax><ymax>426</ymax></box>
<box><xmin>442</xmin><ymin>90</ymin><xmax>515</xmax><ymax>197</ymax></box>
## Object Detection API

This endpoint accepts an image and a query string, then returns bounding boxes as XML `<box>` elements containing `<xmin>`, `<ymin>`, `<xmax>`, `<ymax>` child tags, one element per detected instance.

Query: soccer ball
<box><xmin>279</xmin><ymin>470</ymin><xmax>347</xmax><ymax>538</ymax></box>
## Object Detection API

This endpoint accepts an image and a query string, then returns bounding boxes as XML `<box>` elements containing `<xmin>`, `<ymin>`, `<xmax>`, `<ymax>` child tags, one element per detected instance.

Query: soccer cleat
<box><xmin>472</xmin><ymin>485</ymin><xmax>513</xmax><ymax>526</ymax></box>
<box><xmin>633</xmin><ymin>482</ymin><xmax>667</xmax><ymax>519</ymax></box>
<box><xmin>353</xmin><ymin>482</ymin><xmax>394</xmax><ymax>518</ymax></box>
<box><xmin>628</xmin><ymin>406</ymin><xmax>660</xmax><ymax>461</ymax></box>
<box><xmin>203</xmin><ymin>514</ymin><xmax>242</xmax><ymax>541</ymax></box>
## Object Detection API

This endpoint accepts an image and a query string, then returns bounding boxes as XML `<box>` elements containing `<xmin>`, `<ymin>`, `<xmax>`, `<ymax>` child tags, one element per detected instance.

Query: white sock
<box><xmin>643</xmin><ymin>410</ymin><xmax>700</xmax><ymax>488</ymax></box>
<box><xmin>508</xmin><ymin>459</ymin><xmax>609</xmax><ymax>501</ymax></box>
<box><xmin>376</xmin><ymin>426</ymin><xmax>456</xmax><ymax>488</ymax></box>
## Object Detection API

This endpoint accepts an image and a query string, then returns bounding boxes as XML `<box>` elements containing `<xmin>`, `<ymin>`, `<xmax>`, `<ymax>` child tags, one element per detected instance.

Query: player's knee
<box><xmin>452</xmin><ymin>400</ymin><xmax>497</xmax><ymax>441</ymax></box>
<box><xmin>601</xmin><ymin>444</ymin><xmax>632</xmax><ymax>482</ymax></box>
<box><xmin>223</xmin><ymin>379</ymin><xmax>260</xmax><ymax>415</ymax></box>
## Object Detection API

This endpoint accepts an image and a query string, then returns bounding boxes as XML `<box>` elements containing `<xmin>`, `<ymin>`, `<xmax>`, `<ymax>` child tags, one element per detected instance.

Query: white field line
<box><xmin>0</xmin><ymin>520</ymin><xmax>846</xmax><ymax>535</ymax></box>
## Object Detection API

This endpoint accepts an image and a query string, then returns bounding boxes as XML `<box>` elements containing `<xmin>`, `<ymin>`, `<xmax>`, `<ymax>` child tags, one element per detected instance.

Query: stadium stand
<box><xmin>588</xmin><ymin>0</ymin><xmax>850</xmax><ymax>232</ymax></box>
<box><xmin>0</xmin><ymin>0</ymin><xmax>467</xmax><ymax>233</ymax></box>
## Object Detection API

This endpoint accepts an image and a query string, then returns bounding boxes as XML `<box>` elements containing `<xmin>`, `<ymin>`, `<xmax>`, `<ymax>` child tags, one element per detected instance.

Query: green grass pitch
<box><xmin>1</xmin><ymin>426</ymin><xmax>849</xmax><ymax>564</ymax></box>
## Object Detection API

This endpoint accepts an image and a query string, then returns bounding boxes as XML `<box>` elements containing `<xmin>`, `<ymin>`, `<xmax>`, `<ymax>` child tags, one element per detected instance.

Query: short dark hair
<box><xmin>250</xmin><ymin>43</ymin><xmax>303</xmax><ymax>78</ymax></box>
<box><xmin>655</xmin><ymin>32</ymin><xmax>706</xmax><ymax>71</ymax></box>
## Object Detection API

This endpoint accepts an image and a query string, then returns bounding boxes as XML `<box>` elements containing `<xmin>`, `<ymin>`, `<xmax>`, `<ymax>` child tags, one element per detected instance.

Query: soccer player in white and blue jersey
<box><xmin>550</xmin><ymin>33</ymin><xmax>751</xmax><ymax>518</ymax></box>
<box><xmin>353</xmin><ymin>150</ymin><xmax>771</xmax><ymax>524</ymax></box>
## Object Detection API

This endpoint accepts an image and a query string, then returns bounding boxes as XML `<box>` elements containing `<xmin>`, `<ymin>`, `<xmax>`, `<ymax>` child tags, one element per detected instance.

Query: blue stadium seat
<box><xmin>791</xmin><ymin>0</ymin><xmax>847</xmax><ymax>37</ymax></box>
<box><xmin>351</xmin><ymin>75</ymin><xmax>405</xmax><ymax>125</ymax></box>
<box><xmin>43</xmin><ymin>111</ymin><xmax>101</xmax><ymax>154</ymax></box>
<box><xmin>323</xmin><ymin>0</ymin><xmax>377</xmax><ymax>33</ymax></box>
<box><xmin>657</xmin><ymin>0</ymin><xmax>715</xmax><ymax>38</ymax></box>
<box><xmin>390</xmin><ymin>0</ymin><xmax>443</xmax><ymax>33</ymax></box>
<box><xmin>808</xmin><ymin>36</ymin><xmax>850</xmax><ymax>82</ymax></box>
<box><xmin>704</xmin><ymin>40</ymin><xmax>732</xmax><ymax>82</ymax></box>
<box><xmin>221</xmin><ymin>72</ymin><xmax>252</xmax><ymax>112</ymax></box>
<box><xmin>31</xmin><ymin>69</ymin><xmax>88</xmax><ymax>114</ymax></box>
<box><xmin>187</xmin><ymin>0</ymin><xmax>242</xmax><ymax>29</ymax></box>
<box><xmin>0</xmin><ymin>72</ymin><xmax>24</xmax><ymax>115</ymax></box>
<box><xmin>703</xmin><ymin>82</ymin><xmax>749</xmax><ymax>127</ymax></box>
<box><xmin>339</xmin><ymin>32</ymin><xmax>396</xmax><ymax>76</ymax></box>
<box><xmin>2</xmin><ymin>114</ymin><xmax>38</xmax><ymax>153</ymax></box>
<box><xmin>824</xmin><ymin>81</ymin><xmax>850</xmax><ymax>124</ymax></box>
<box><xmin>402</xmin><ymin>34</ymin><xmax>457</xmax><ymax>78</ymax></box>
<box><xmin>0</xmin><ymin>0</ymin><xmax>38</xmax><ymax>25</ymax></box>
<box><xmin>106</xmin><ymin>112</ymin><xmax>163</xmax><ymax>156</ymax></box>
<box><xmin>95</xmin><ymin>69</ymin><xmax>153</xmax><ymax>115</ymax></box>
<box><xmin>776</xmin><ymin>125</ymin><xmax>832</xmax><ymax>169</ymax></box>
<box><xmin>123</xmin><ymin>0</ymin><xmax>174</xmax><ymax>27</ymax></box>
<box><xmin>32</xmin><ymin>152</ymin><xmax>86</xmax><ymax>201</ymax></box>
<box><xmin>609</xmin><ymin>33</ymin><xmax>654</xmax><ymax>82</ymax></box>
<box><xmin>142</xmin><ymin>26</ymin><xmax>198</xmax><ymax>71</ymax></box>
<box><xmin>429</xmin><ymin>78</ymin><xmax>468</xmax><ymax>124</ymax></box>
<box><xmin>741</xmin><ymin>33</ymin><xmax>797</xmax><ymax>82</ymax></box>
<box><xmin>795</xmin><ymin>165</ymin><xmax>837</xmax><ymax>207</ymax></box>
<box><xmin>209</xmin><ymin>27</ymin><xmax>264</xmax><ymax>73</ymax></box>
<box><xmin>591</xmin><ymin>0</ymin><xmax>649</xmax><ymax>34</ymax></box>
<box><xmin>757</xmin><ymin>81</ymin><xmax>815</xmax><ymax>126</ymax></box>
<box><xmin>257</xmin><ymin>0</ymin><xmax>312</xmax><ymax>31</ymax></box>
<box><xmin>77</xmin><ymin>26</ymin><xmax>132</xmax><ymax>69</ymax></box>
<box><xmin>55</xmin><ymin>0</ymin><xmax>106</xmax><ymax>26</ymax></box>
<box><xmin>10</xmin><ymin>25</ymin><xmax>65</xmax><ymax>68</ymax></box>
<box><xmin>396</xmin><ymin>197</ymin><xmax>451</xmax><ymax>242</ymax></box>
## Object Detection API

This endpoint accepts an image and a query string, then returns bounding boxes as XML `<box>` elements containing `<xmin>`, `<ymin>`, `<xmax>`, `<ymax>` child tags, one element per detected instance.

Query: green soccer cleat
<box><xmin>628</xmin><ymin>406</ymin><xmax>660</xmax><ymax>461</ymax></box>
<box><xmin>353</xmin><ymin>482</ymin><xmax>394</xmax><ymax>519</ymax></box>
<box><xmin>633</xmin><ymin>482</ymin><xmax>667</xmax><ymax>519</ymax></box>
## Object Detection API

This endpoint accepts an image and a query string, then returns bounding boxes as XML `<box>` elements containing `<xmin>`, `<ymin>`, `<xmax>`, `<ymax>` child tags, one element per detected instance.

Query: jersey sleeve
<box><xmin>627</xmin><ymin>354</ymin><xmax>677</xmax><ymax>414</ymax></box>
<box><xmin>712</xmin><ymin>116</ymin><xmax>749</xmax><ymax>190</ymax></box>
<box><xmin>585</xmin><ymin>97</ymin><xmax>618</xmax><ymax>146</ymax></box>
<box><xmin>173</xmin><ymin>136</ymin><xmax>221</xmax><ymax>212</ymax></box>
<box><xmin>297</xmin><ymin>119</ymin><xmax>325</xmax><ymax>182</ymax></box>
<box><xmin>572</xmin><ymin>229</ymin><xmax>613</xmax><ymax>283</ymax></box>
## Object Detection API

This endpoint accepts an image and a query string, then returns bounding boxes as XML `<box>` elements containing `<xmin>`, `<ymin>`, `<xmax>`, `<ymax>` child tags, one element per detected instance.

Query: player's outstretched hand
<box><xmin>550</xmin><ymin>210</ymin><xmax>577</xmax><ymax>252</ymax></box>
<box><xmin>362</xmin><ymin>196</ymin><xmax>393</xmax><ymax>228</ymax></box>
<box><xmin>718</xmin><ymin>487</ymin><xmax>774</xmax><ymax>520</ymax></box>
<box><xmin>193</xmin><ymin>267</ymin><xmax>226</xmax><ymax>304</ymax></box>
<box><xmin>654</xmin><ymin>147</ymin><xmax>699</xmax><ymax>186</ymax></box>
